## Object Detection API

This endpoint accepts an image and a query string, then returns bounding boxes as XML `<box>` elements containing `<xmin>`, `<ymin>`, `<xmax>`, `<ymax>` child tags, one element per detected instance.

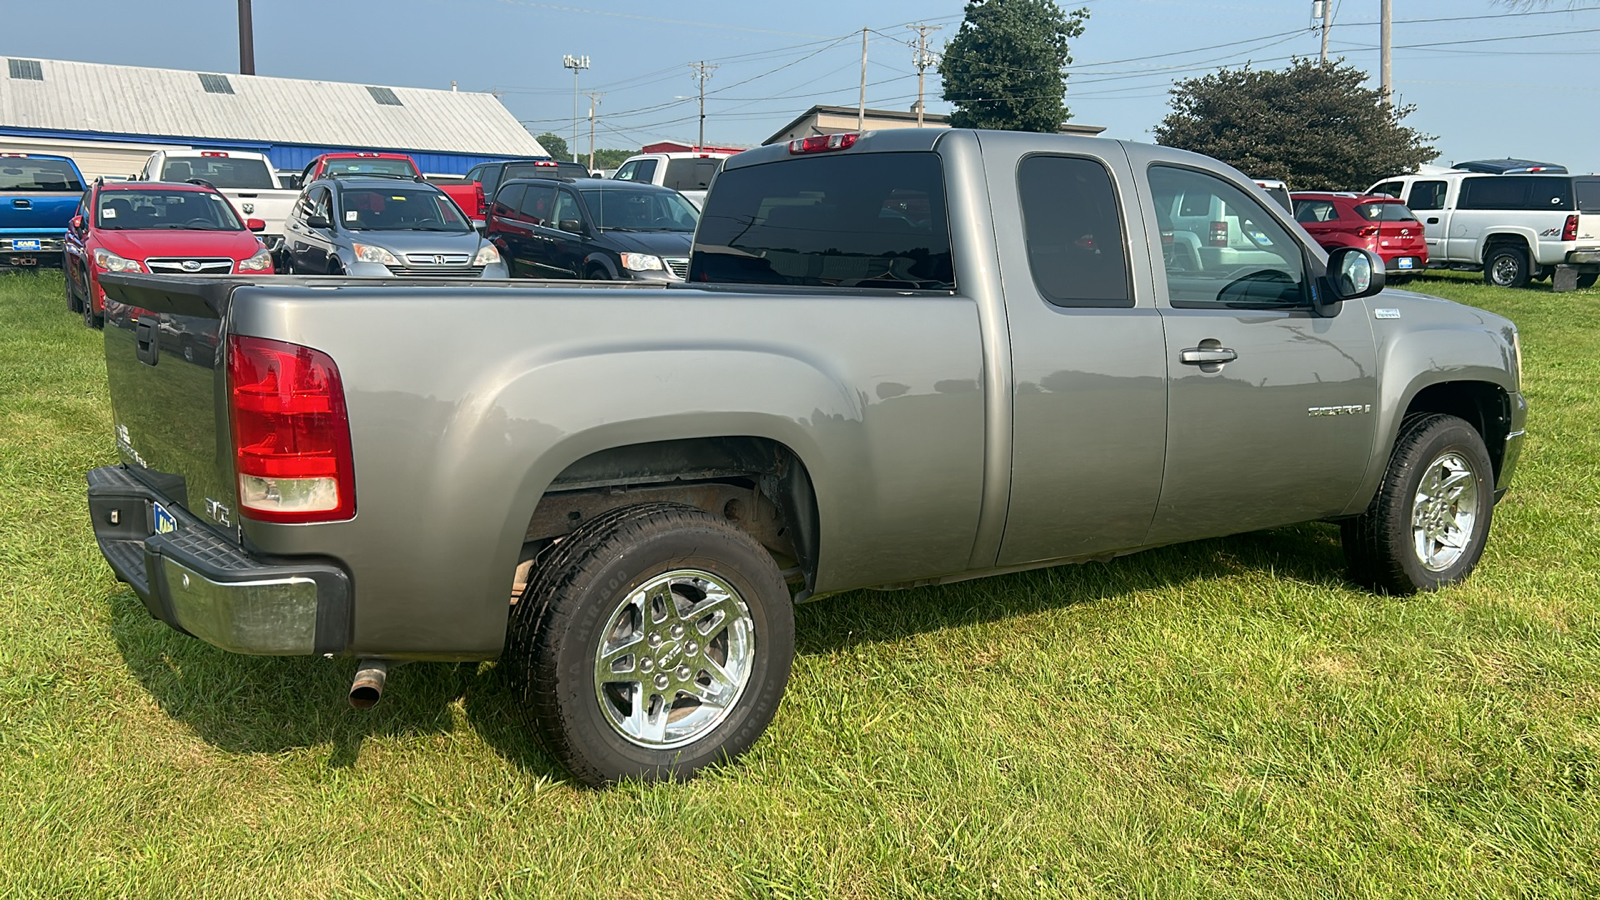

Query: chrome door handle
<box><xmin>1179</xmin><ymin>347</ymin><xmax>1238</xmax><ymax>365</ymax></box>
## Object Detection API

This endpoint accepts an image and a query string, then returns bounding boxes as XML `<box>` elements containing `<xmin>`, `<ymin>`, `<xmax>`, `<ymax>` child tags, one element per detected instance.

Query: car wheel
<box><xmin>1578</xmin><ymin>273</ymin><xmax>1598</xmax><ymax>290</ymax></box>
<box><xmin>329</xmin><ymin>259</ymin><xmax>345</xmax><ymax>276</ymax></box>
<box><xmin>587</xmin><ymin>266</ymin><xmax>611</xmax><ymax>280</ymax></box>
<box><xmin>1483</xmin><ymin>246</ymin><xmax>1530</xmax><ymax>289</ymax></box>
<box><xmin>506</xmin><ymin>503</ymin><xmax>794</xmax><ymax>786</ymax></box>
<box><xmin>82</xmin><ymin>293</ymin><xmax>103</xmax><ymax>330</ymax></box>
<box><xmin>1341</xmin><ymin>414</ymin><xmax>1495</xmax><ymax>595</ymax></box>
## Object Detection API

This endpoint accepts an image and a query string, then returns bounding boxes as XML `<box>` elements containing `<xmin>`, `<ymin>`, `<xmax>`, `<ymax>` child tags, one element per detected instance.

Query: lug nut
<box><xmin>684</xmin><ymin>641</ymin><xmax>698</xmax><ymax>656</ymax></box>
<box><xmin>648</xmin><ymin>633</ymin><xmax>663</xmax><ymax>648</ymax></box>
<box><xmin>676</xmin><ymin>665</ymin><xmax>691</xmax><ymax>680</ymax></box>
<box><xmin>640</xmin><ymin>658</ymin><xmax>654</xmax><ymax>673</ymax></box>
<box><xmin>654</xmin><ymin>673</ymin><xmax>670</xmax><ymax>690</ymax></box>
<box><xmin>670</xmin><ymin>624</ymin><xmax>685</xmax><ymax>639</ymax></box>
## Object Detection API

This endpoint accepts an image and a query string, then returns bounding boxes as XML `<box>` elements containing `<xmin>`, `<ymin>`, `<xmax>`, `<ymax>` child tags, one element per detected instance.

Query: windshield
<box><xmin>578</xmin><ymin>186</ymin><xmax>699</xmax><ymax>232</ymax></box>
<box><xmin>162</xmin><ymin>156</ymin><xmax>276</xmax><ymax>189</ymax></box>
<box><xmin>0</xmin><ymin>157</ymin><xmax>83</xmax><ymax>192</ymax></box>
<box><xmin>338</xmin><ymin>188</ymin><xmax>471</xmax><ymax>231</ymax></box>
<box><xmin>323</xmin><ymin>157</ymin><xmax>418</xmax><ymax>178</ymax></box>
<box><xmin>96</xmin><ymin>190</ymin><xmax>244</xmax><ymax>231</ymax></box>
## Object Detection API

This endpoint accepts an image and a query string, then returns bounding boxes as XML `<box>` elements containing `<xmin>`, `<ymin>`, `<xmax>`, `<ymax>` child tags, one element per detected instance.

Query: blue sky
<box><xmin>4</xmin><ymin>0</ymin><xmax>1598</xmax><ymax>173</ymax></box>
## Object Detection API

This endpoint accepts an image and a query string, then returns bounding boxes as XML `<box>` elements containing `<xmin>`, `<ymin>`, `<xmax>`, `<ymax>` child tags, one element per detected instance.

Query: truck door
<box><xmin>1131</xmin><ymin>157</ymin><xmax>1378</xmax><ymax>544</ymax></box>
<box><xmin>980</xmin><ymin>138</ymin><xmax>1169</xmax><ymax>566</ymax></box>
<box><xmin>1404</xmin><ymin>179</ymin><xmax>1449</xmax><ymax>260</ymax></box>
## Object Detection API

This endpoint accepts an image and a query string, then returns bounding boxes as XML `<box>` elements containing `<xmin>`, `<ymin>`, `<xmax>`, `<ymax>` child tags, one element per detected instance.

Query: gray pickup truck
<box><xmin>87</xmin><ymin>129</ymin><xmax>1526</xmax><ymax>786</ymax></box>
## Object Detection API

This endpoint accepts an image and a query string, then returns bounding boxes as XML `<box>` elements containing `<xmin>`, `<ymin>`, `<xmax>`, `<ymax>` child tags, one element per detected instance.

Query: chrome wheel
<box><xmin>1411</xmin><ymin>451</ymin><xmax>1479</xmax><ymax>571</ymax></box>
<box><xmin>1489</xmin><ymin>255</ymin><xmax>1520</xmax><ymax>286</ymax></box>
<box><xmin>593</xmin><ymin>569</ymin><xmax>755</xmax><ymax>749</ymax></box>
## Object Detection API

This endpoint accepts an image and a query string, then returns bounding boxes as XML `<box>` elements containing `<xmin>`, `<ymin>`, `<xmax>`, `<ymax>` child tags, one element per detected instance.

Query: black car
<box><xmin>485</xmin><ymin>177</ymin><xmax>699</xmax><ymax>280</ymax></box>
<box><xmin>464</xmin><ymin>159</ymin><xmax>593</xmax><ymax>216</ymax></box>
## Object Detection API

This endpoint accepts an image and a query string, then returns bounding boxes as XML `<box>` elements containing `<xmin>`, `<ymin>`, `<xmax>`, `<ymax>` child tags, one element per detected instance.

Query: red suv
<box><xmin>1292</xmin><ymin>192</ymin><xmax>1428</xmax><ymax>279</ymax></box>
<box><xmin>64</xmin><ymin>180</ymin><xmax>273</xmax><ymax>328</ymax></box>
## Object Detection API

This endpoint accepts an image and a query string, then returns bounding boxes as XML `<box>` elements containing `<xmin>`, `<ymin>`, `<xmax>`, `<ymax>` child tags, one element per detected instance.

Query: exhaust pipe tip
<box><xmin>349</xmin><ymin>659</ymin><xmax>388</xmax><ymax>710</ymax></box>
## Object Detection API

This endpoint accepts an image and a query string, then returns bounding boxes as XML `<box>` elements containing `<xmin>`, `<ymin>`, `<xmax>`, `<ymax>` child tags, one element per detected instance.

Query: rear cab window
<box><xmin>662</xmin><ymin>158</ymin><xmax>724</xmax><ymax>192</ymax></box>
<box><xmin>1016</xmin><ymin>155</ymin><xmax>1130</xmax><ymax>308</ymax></box>
<box><xmin>690</xmin><ymin>151</ymin><xmax>954</xmax><ymax>290</ymax></box>
<box><xmin>1406</xmin><ymin>180</ymin><xmax>1447</xmax><ymax>210</ymax></box>
<box><xmin>162</xmin><ymin>156</ymin><xmax>274</xmax><ymax>189</ymax></box>
<box><xmin>0</xmin><ymin>157</ymin><xmax>83</xmax><ymax>192</ymax></box>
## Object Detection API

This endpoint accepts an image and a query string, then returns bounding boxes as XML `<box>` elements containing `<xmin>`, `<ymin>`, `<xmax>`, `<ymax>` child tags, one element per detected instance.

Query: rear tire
<box><xmin>1483</xmin><ymin>246</ymin><xmax>1530</xmax><ymax>289</ymax></box>
<box><xmin>1578</xmin><ymin>273</ymin><xmax>1598</xmax><ymax>289</ymax></box>
<box><xmin>1341</xmin><ymin>414</ymin><xmax>1495</xmax><ymax>595</ymax></box>
<box><xmin>507</xmin><ymin>503</ymin><xmax>794</xmax><ymax>786</ymax></box>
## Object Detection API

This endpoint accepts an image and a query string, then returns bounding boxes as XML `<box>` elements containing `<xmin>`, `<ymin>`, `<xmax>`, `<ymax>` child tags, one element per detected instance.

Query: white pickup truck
<box><xmin>611</xmin><ymin>151</ymin><xmax>733</xmax><ymax>208</ymax></box>
<box><xmin>136</xmin><ymin>150</ymin><xmax>299</xmax><ymax>251</ymax></box>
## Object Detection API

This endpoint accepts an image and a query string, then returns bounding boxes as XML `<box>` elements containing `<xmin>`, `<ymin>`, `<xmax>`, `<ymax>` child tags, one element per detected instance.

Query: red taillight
<box><xmin>476</xmin><ymin>183</ymin><xmax>486</xmax><ymax>217</ymax></box>
<box><xmin>788</xmin><ymin>132</ymin><xmax>858</xmax><ymax>154</ymax></box>
<box><xmin>534</xmin><ymin>161</ymin><xmax>559</xmax><ymax>167</ymax></box>
<box><xmin>1208</xmin><ymin>221</ymin><xmax>1228</xmax><ymax>247</ymax></box>
<box><xmin>201</xmin><ymin>151</ymin><xmax>229</xmax><ymax>157</ymax></box>
<box><xmin>227</xmin><ymin>335</ymin><xmax>355</xmax><ymax>524</ymax></box>
<box><xmin>1563</xmin><ymin>214</ymin><xmax>1579</xmax><ymax>242</ymax></box>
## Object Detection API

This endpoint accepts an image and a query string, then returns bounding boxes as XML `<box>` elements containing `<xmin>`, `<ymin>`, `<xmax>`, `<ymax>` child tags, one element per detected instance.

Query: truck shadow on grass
<box><xmin>106</xmin><ymin>521</ymin><xmax>1350</xmax><ymax>776</ymax></box>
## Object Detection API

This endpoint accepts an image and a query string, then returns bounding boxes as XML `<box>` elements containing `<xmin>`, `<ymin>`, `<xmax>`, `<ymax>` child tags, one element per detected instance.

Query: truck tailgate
<box><xmin>101</xmin><ymin>274</ymin><xmax>239</xmax><ymax>539</ymax></box>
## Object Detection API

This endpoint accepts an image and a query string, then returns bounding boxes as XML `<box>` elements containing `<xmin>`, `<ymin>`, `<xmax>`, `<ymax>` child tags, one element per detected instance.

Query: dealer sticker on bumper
<box><xmin>152</xmin><ymin>501</ymin><xmax>178</xmax><ymax>534</ymax></box>
<box><xmin>1397</xmin><ymin>257</ymin><xmax>1414</xmax><ymax>269</ymax></box>
<box><xmin>13</xmin><ymin>239</ymin><xmax>41</xmax><ymax>251</ymax></box>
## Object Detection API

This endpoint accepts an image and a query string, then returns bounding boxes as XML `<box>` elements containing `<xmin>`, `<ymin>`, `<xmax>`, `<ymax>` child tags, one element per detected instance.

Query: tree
<box><xmin>535</xmin><ymin>132</ymin><xmax>570</xmax><ymax>161</ymax></box>
<box><xmin>1153</xmin><ymin>58</ymin><xmax>1437</xmax><ymax>191</ymax></box>
<box><xmin>589</xmin><ymin>148</ymin><xmax>635</xmax><ymax>170</ymax></box>
<box><xmin>938</xmin><ymin>0</ymin><xmax>1088</xmax><ymax>133</ymax></box>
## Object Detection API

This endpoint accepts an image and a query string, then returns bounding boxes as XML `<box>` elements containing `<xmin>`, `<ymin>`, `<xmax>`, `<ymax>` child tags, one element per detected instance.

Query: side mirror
<box><xmin>246</xmin><ymin>218</ymin><xmax>266</xmax><ymax>233</ymax></box>
<box><xmin>558</xmin><ymin>218</ymin><xmax>584</xmax><ymax>234</ymax></box>
<box><xmin>69</xmin><ymin>215</ymin><xmax>84</xmax><ymax>234</ymax></box>
<box><xmin>306</xmin><ymin>215</ymin><xmax>331</xmax><ymax>230</ymax></box>
<box><xmin>1319</xmin><ymin>247</ymin><xmax>1385</xmax><ymax>315</ymax></box>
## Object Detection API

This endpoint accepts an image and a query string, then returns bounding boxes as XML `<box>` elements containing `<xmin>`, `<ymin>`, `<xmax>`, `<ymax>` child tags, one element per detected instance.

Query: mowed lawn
<box><xmin>1</xmin><ymin>269</ymin><xmax>1597</xmax><ymax>899</ymax></box>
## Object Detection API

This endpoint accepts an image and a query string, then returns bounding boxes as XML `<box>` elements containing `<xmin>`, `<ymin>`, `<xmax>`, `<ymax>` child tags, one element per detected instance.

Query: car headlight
<box><xmin>238</xmin><ymin>248</ymin><xmax>274</xmax><ymax>273</ymax></box>
<box><xmin>352</xmin><ymin>243</ymin><xmax>401</xmax><ymax>265</ymax></box>
<box><xmin>620</xmin><ymin>253</ymin><xmax>663</xmax><ymax>272</ymax></box>
<box><xmin>473</xmin><ymin>243</ymin><xmax>501</xmax><ymax>266</ymax></box>
<box><xmin>92</xmin><ymin>248</ymin><xmax>142</xmax><ymax>273</ymax></box>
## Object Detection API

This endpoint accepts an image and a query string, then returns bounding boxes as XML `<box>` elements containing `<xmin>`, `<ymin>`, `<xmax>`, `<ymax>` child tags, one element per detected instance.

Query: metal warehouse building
<box><xmin>0</xmin><ymin>56</ymin><xmax>546</xmax><ymax>179</ymax></box>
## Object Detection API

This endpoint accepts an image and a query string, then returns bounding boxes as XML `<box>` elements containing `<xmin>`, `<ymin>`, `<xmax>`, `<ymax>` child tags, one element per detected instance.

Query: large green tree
<box><xmin>1153</xmin><ymin>58</ymin><xmax>1437</xmax><ymax>191</ymax></box>
<box><xmin>938</xmin><ymin>0</ymin><xmax>1088</xmax><ymax>132</ymax></box>
<box><xmin>535</xmin><ymin>132</ymin><xmax>570</xmax><ymax>161</ymax></box>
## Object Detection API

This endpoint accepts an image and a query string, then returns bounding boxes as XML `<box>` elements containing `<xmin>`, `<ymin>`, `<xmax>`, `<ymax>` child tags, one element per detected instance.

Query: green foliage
<box><xmin>1153</xmin><ymin>58</ymin><xmax>1438</xmax><ymax>191</ymax></box>
<box><xmin>534</xmin><ymin>132</ymin><xmax>570</xmax><ymax>161</ymax></box>
<box><xmin>938</xmin><ymin>0</ymin><xmax>1088</xmax><ymax>132</ymax></box>
<box><xmin>589</xmin><ymin>148</ymin><xmax>635</xmax><ymax>170</ymax></box>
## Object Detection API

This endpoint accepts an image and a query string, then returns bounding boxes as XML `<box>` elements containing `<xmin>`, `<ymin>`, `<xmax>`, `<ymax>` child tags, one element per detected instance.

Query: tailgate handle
<box><xmin>135</xmin><ymin>319</ymin><xmax>160</xmax><ymax>366</ymax></box>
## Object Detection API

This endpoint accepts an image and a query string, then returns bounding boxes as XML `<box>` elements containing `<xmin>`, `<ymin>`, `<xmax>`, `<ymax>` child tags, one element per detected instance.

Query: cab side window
<box><xmin>613</xmin><ymin>161</ymin><xmax>638</xmax><ymax>182</ymax></box>
<box><xmin>1407</xmin><ymin>180</ymin><xmax>1447</xmax><ymax>210</ymax></box>
<box><xmin>1371</xmin><ymin>181</ymin><xmax>1404</xmax><ymax>199</ymax></box>
<box><xmin>493</xmin><ymin>183</ymin><xmax>525</xmax><ymax>219</ymax></box>
<box><xmin>1017</xmin><ymin>155</ymin><xmax>1131</xmax><ymax>308</ymax></box>
<box><xmin>1148</xmin><ymin>165</ymin><xmax>1307</xmax><ymax>309</ymax></box>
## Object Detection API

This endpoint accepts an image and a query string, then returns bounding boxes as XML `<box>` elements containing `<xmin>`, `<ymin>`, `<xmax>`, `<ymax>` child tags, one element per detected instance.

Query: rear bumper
<box><xmin>0</xmin><ymin>236</ymin><xmax>63</xmax><ymax>268</ymax></box>
<box><xmin>87</xmin><ymin>465</ymin><xmax>351</xmax><ymax>656</ymax></box>
<box><xmin>1564</xmin><ymin>249</ymin><xmax>1600</xmax><ymax>268</ymax></box>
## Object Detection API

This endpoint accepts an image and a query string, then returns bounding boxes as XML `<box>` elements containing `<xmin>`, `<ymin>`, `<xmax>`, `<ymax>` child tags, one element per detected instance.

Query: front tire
<box><xmin>1483</xmin><ymin>246</ymin><xmax>1530</xmax><ymax>289</ymax></box>
<box><xmin>508</xmin><ymin>503</ymin><xmax>794</xmax><ymax>786</ymax></box>
<box><xmin>65</xmin><ymin>264</ymin><xmax>83</xmax><ymax>313</ymax></box>
<box><xmin>82</xmin><ymin>292</ymin><xmax>103</xmax><ymax>329</ymax></box>
<box><xmin>1341</xmin><ymin>414</ymin><xmax>1495</xmax><ymax>594</ymax></box>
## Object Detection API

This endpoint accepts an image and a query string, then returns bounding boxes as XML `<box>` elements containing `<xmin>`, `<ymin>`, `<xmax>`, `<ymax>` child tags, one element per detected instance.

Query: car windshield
<box><xmin>96</xmin><ymin>190</ymin><xmax>244</xmax><ymax>231</ymax></box>
<box><xmin>339</xmin><ymin>188</ymin><xmax>471</xmax><ymax>231</ymax></box>
<box><xmin>578</xmin><ymin>186</ymin><xmax>699</xmax><ymax>232</ymax></box>
<box><xmin>162</xmin><ymin>156</ymin><xmax>276</xmax><ymax>189</ymax></box>
<box><xmin>324</xmin><ymin>158</ymin><xmax>417</xmax><ymax>178</ymax></box>
<box><xmin>1354</xmin><ymin>202</ymin><xmax>1417</xmax><ymax>222</ymax></box>
<box><xmin>0</xmin><ymin>157</ymin><xmax>84</xmax><ymax>192</ymax></box>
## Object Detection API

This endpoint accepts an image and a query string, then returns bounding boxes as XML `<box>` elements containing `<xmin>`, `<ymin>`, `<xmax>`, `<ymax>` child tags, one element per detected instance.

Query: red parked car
<box><xmin>1292</xmin><ymin>192</ymin><xmax>1428</xmax><ymax>279</ymax></box>
<box><xmin>64</xmin><ymin>180</ymin><xmax>273</xmax><ymax>329</ymax></box>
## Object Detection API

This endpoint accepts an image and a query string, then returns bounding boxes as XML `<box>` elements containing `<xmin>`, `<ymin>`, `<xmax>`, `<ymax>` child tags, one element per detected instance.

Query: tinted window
<box><xmin>1149</xmin><ymin>165</ymin><xmax>1307</xmax><ymax>309</ymax></box>
<box><xmin>519</xmin><ymin>183</ymin><xmax>556</xmax><ymax>225</ymax></box>
<box><xmin>579</xmin><ymin>185</ymin><xmax>699</xmax><ymax>232</ymax></box>
<box><xmin>1406</xmin><ymin>180</ymin><xmax>1447</xmax><ymax>211</ymax></box>
<box><xmin>480</xmin><ymin>165</ymin><xmax>502</xmax><ymax>198</ymax></box>
<box><xmin>1459</xmin><ymin>176</ymin><xmax>1572</xmax><ymax>211</ymax></box>
<box><xmin>1294</xmin><ymin>199</ymin><xmax>1339</xmax><ymax>223</ymax></box>
<box><xmin>162</xmin><ymin>156</ymin><xmax>274</xmax><ymax>189</ymax></box>
<box><xmin>633</xmin><ymin>159</ymin><xmax>659</xmax><ymax>184</ymax></box>
<box><xmin>690</xmin><ymin>151</ymin><xmax>954</xmax><ymax>290</ymax></box>
<box><xmin>1263</xmin><ymin>186</ymin><xmax>1292</xmax><ymax>212</ymax></box>
<box><xmin>320</xmin><ymin>157</ymin><xmax>417</xmax><ymax>178</ymax></box>
<box><xmin>96</xmin><ymin>190</ymin><xmax>242</xmax><ymax>230</ymax></box>
<box><xmin>504</xmin><ymin>161</ymin><xmax>588</xmax><ymax>181</ymax></box>
<box><xmin>0</xmin><ymin>157</ymin><xmax>83</xmax><ymax>192</ymax></box>
<box><xmin>1354</xmin><ymin>202</ymin><xmax>1417</xmax><ymax>222</ymax></box>
<box><xmin>1577</xmin><ymin>178</ymin><xmax>1600</xmax><ymax>212</ymax></box>
<box><xmin>1016</xmin><ymin>155</ymin><xmax>1129</xmax><ymax>308</ymax></box>
<box><xmin>493</xmin><ymin>183</ymin><xmax>525</xmax><ymax>218</ymax></box>
<box><xmin>663</xmin><ymin>157</ymin><xmax>724</xmax><ymax>192</ymax></box>
<box><xmin>1371</xmin><ymin>181</ymin><xmax>1403</xmax><ymax>199</ymax></box>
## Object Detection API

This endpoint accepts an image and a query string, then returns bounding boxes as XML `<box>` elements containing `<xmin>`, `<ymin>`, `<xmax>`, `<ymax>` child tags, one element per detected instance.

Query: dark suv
<box><xmin>485</xmin><ymin>178</ymin><xmax>699</xmax><ymax>280</ymax></box>
<box><xmin>462</xmin><ymin>159</ymin><xmax>592</xmax><ymax>220</ymax></box>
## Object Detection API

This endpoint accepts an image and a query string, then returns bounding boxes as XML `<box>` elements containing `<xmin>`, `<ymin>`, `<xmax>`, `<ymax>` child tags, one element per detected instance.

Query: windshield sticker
<box><xmin>345</xmin><ymin>210</ymin><xmax>358</xmax><ymax>221</ymax></box>
<box><xmin>101</xmin><ymin>208</ymin><xmax>116</xmax><ymax>218</ymax></box>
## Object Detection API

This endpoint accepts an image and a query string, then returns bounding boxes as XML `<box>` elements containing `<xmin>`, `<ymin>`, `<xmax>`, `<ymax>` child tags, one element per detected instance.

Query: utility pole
<box><xmin>1314</xmin><ymin>0</ymin><xmax>1331</xmax><ymax>63</ymax></box>
<box><xmin>857</xmin><ymin>27</ymin><xmax>868</xmax><ymax>131</ymax></box>
<box><xmin>584</xmin><ymin>91</ymin><xmax>604</xmax><ymax>171</ymax></box>
<box><xmin>562</xmin><ymin>54</ymin><xmax>590</xmax><ymax>162</ymax></box>
<box><xmin>690</xmin><ymin>62</ymin><xmax>717</xmax><ymax>150</ymax></box>
<box><xmin>237</xmin><ymin>0</ymin><xmax>255</xmax><ymax>75</ymax></box>
<box><xmin>1380</xmin><ymin>0</ymin><xmax>1392</xmax><ymax>101</ymax></box>
<box><xmin>910</xmin><ymin>24</ymin><xmax>941</xmax><ymax>127</ymax></box>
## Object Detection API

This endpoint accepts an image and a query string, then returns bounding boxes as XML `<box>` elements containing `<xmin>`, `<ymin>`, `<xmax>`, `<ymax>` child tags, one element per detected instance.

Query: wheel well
<box><xmin>1404</xmin><ymin>381</ymin><xmax>1512</xmax><ymax>480</ymax></box>
<box><xmin>1482</xmin><ymin>234</ymin><xmax>1530</xmax><ymax>263</ymax></box>
<box><xmin>522</xmin><ymin>436</ymin><xmax>820</xmax><ymax>595</ymax></box>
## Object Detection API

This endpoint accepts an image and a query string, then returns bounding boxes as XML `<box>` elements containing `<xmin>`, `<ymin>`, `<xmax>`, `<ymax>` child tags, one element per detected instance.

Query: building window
<box><xmin>198</xmin><ymin>73</ymin><xmax>235</xmax><ymax>94</ymax></box>
<box><xmin>7</xmin><ymin>59</ymin><xmax>44</xmax><ymax>81</ymax></box>
<box><xmin>367</xmin><ymin>86</ymin><xmax>403</xmax><ymax>106</ymax></box>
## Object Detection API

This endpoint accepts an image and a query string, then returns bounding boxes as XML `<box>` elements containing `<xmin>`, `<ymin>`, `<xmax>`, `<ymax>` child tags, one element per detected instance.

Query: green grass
<box><xmin>2</xmin><ymin>269</ymin><xmax>1598</xmax><ymax>898</ymax></box>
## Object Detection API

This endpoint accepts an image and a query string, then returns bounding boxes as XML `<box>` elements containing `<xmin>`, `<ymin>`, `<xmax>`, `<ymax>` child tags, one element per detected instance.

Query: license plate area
<box><xmin>152</xmin><ymin>500</ymin><xmax>179</xmax><ymax>534</ymax></box>
<box><xmin>1397</xmin><ymin>257</ymin><xmax>1414</xmax><ymax>269</ymax></box>
<box><xmin>14</xmin><ymin>239</ymin><xmax>41</xmax><ymax>251</ymax></box>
